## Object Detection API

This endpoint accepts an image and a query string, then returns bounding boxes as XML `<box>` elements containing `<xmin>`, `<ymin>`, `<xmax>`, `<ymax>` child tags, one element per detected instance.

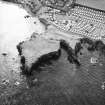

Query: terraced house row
<box><xmin>4</xmin><ymin>0</ymin><xmax>105</xmax><ymax>40</ymax></box>
<box><xmin>44</xmin><ymin>4</ymin><xmax>105</xmax><ymax>40</ymax></box>
<box><xmin>38</xmin><ymin>1</ymin><xmax>105</xmax><ymax>40</ymax></box>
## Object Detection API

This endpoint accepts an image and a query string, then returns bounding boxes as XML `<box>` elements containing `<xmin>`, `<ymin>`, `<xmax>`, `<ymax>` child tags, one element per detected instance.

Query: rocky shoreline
<box><xmin>0</xmin><ymin>0</ymin><xmax>105</xmax><ymax>105</ymax></box>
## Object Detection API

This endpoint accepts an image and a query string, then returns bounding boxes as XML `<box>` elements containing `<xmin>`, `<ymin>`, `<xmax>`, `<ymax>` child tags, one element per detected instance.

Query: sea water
<box><xmin>0</xmin><ymin>1</ymin><xmax>45</xmax><ymax>57</ymax></box>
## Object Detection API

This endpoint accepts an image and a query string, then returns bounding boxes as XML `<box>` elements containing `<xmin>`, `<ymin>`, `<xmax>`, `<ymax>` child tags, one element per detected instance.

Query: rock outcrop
<box><xmin>17</xmin><ymin>34</ymin><xmax>60</xmax><ymax>75</ymax></box>
<box><xmin>0</xmin><ymin>1</ymin><xmax>105</xmax><ymax>105</ymax></box>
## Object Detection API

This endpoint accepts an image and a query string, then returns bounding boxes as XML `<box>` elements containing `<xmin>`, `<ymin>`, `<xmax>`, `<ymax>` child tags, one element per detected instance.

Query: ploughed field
<box><xmin>1</xmin><ymin>37</ymin><xmax>105</xmax><ymax>105</ymax></box>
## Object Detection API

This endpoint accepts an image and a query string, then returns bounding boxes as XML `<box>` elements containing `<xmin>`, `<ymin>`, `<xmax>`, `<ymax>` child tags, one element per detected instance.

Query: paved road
<box><xmin>77</xmin><ymin>0</ymin><xmax>105</xmax><ymax>10</ymax></box>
